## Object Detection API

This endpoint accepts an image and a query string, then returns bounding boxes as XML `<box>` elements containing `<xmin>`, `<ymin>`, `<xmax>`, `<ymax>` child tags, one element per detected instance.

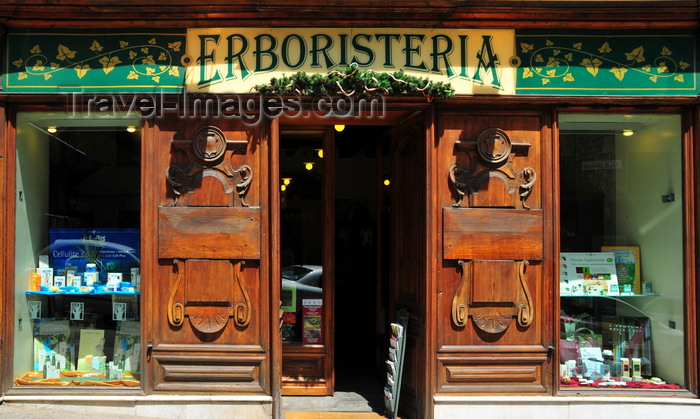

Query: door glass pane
<box><xmin>558</xmin><ymin>113</ymin><xmax>685</xmax><ymax>390</ymax></box>
<box><xmin>280</xmin><ymin>134</ymin><xmax>324</xmax><ymax>344</ymax></box>
<box><xmin>14</xmin><ymin>112</ymin><xmax>141</xmax><ymax>387</ymax></box>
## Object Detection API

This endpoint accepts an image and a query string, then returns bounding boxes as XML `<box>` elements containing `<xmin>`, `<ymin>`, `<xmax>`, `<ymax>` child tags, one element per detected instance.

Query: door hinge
<box><xmin>547</xmin><ymin>344</ymin><xmax>555</xmax><ymax>361</ymax></box>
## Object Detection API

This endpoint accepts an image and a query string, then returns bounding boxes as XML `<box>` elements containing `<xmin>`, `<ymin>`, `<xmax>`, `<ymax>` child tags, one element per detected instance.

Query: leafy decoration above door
<box><xmin>253</xmin><ymin>62</ymin><xmax>455</xmax><ymax>101</ymax></box>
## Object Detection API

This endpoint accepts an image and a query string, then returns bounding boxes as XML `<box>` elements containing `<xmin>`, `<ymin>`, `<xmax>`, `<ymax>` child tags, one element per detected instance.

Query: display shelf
<box><xmin>26</xmin><ymin>290</ymin><xmax>140</xmax><ymax>296</ymax></box>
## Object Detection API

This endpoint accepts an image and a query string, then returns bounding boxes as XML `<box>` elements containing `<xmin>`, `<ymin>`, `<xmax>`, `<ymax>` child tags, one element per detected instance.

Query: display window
<box><xmin>13</xmin><ymin>112</ymin><xmax>141</xmax><ymax>388</ymax></box>
<box><xmin>558</xmin><ymin>113</ymin><xmax>686</xmax><ymax>391</ymax></box>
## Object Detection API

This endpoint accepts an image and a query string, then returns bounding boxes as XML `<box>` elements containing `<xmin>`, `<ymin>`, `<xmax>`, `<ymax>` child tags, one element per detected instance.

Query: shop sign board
<box><xmin>184</xmin><ymin>28</ymin><xmax>516</xmax><ymax>95</ymax></box>
<box><xmin>515</xmin><ymin>31</ymin><xmax>697</xmax><ymax>95</ymax></box>
<box><xmin>3</xmin><ymin>29</ymin><xmax>187</xmax><ymax>93</ymax></box>
<box><xmin>3</xmin><ymin>28</ymin><xmax>697</xmax><ymax>96</ymax></box>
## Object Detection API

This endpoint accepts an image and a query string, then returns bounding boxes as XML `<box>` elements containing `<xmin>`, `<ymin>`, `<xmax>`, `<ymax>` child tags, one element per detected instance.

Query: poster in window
<box><xmin>601</xmin><ymin>246</ymin><xmax>641</xmax><ymax>295</ymax></box>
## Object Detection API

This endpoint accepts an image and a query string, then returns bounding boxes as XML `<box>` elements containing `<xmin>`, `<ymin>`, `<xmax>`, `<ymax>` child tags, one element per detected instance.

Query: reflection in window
<box><xmin>559</xmin><ymin>114</ymin><xmax>685</xmax><ymax>390</ymax></box>
<box><xmin>14</xmin><ymin>113</ymin><xmax>141</xmax><ymax>387</ymax></box>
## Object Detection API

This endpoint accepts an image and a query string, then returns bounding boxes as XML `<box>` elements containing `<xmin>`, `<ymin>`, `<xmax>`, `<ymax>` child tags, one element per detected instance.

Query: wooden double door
<box><xmin>140</xmin><ymin>107</ymin><xmax>553</xmax><ymax>417</ymax></box>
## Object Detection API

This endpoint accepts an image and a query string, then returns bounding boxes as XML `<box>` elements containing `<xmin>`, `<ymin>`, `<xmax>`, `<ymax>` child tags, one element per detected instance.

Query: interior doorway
<box><xmin>279</xmin><ymin>124</ymin><xmax>394</xmax><ymax>411</ymax></box>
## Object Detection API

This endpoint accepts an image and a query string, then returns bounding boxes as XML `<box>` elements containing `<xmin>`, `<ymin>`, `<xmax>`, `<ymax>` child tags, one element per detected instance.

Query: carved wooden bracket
<box><xmin>448</xmin><ymin>128</ymin><xmax>536</xmax><ymax>209</ymax></box>
<box><xmin>451</xmin><ymin>259</ymin><xmax>533</xmax><ymax>333</ymax></box>
<box><xmin>166</xmin><ymin>125</ymin><xmax>253</xmax><ymax>207</ymax></box>
<box><xmin>167</xmin><ymin>259</ymin><xmax>251</xmax><ymax>334</ymax></box>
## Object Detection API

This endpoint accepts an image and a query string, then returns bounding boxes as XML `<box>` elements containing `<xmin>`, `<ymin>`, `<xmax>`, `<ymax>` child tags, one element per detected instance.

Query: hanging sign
<box><xmin>185</xmin><ymin>28</ymin><xmax>516</xmax><ymax>94</ymax></box>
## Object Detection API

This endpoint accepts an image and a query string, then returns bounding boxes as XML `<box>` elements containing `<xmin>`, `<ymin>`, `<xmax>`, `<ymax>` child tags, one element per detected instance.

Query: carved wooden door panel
<box><xmin>434</xmin><ymin>111</ymin><xmax>553</xmax><ymax>394</ymax></box>
<box><xmin>145</xmin><ymin>118</ymin><xmax>272</xmax><ymax>396</ymax></box>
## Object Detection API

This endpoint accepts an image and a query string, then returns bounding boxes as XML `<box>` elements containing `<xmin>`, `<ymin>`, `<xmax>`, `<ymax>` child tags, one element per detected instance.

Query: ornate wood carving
<box><xmin>167</xmin><ymin>259</ymin><xmax>250</xmax><ymax>334</ymax></box>
<box><xmin>166</xmin><ymin>125</ymin><xmax>253</xmax><ymax>207</ymax></box>
<box><xmin>448</xmin><ymin>127</ymin><xmax>536</xmax><ymax>209</ymax></box>
<box><xmin>451</xmin><ymin>259</ymin><xmax>533</xmax><ymax>333</ymax></box>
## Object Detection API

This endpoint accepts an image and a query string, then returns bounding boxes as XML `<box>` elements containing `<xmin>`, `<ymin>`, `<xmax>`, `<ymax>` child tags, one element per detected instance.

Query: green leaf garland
<box><xmin>254</xmin><ymin>63</ymin><xmax>455</xmax><ymax>101</ymax></box>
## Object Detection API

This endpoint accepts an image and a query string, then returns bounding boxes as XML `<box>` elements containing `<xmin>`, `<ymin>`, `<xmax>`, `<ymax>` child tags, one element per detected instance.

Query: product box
<box><xmin>77</xmin><ymin>329</ymin><xmax>106</xmax><ymax>372</ymax></box>
<box><xmin>33</xmin><ymin>319</ymin><xmax>74</xmax><ymax>371</ymax></box>
<box><xmin>113</xmin><ymin>321</ymin><xmax>141</xmax><ymax>373</ymax></box>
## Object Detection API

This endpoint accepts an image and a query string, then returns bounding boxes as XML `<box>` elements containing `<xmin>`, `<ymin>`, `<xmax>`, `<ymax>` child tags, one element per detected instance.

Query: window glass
<box><xmin>14</xmin><ymin>112</ymin><xmax>141</xmax><ymax>387</ymax></box>
<box><xmin>558</xmin><ymin>113</ymin><xmax>685</xmax><ymax>390</ymax></box>
<box><xmin>280</xmin><ymin>134</ymin><xmax>324</xmax><ymax>344</ymax></box>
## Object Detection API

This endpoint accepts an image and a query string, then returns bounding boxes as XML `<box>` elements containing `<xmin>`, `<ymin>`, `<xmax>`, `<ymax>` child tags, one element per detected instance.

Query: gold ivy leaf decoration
<box><xmin>564</xmin><ymin>52</ymin><xmax>573</xmax><ymax>62</ymax></box>
<box><xmin>74</xmin><ymin>64</ymin><xmax>90</xmax><ymax>79</ymax></box>
<box><xmin>546</xmin><ymin>57</ymin><xmax>559</xmax><ymax>67</ymax></box>
<box><xmin>168</xmin><ymin>66</ymin><xmax>180</xmax><ymax>77</ymax></box>
<box><xmin>656</xmin><ymin>62</ymin><xmax>669</xmax><ymax>73</ymax></box>
<box><xmin>90</xmin><ymin>40</ymin><xmax>103</xmax><ymax>53</ymax></box>
<box><xmin>661</xmin><ymin>46</ymin><xmax>672</xmax><ymax>56</ymax></box>
<box><xmin>535</xmin><ymin>54</ymin><xmax>544</xmax><ymax>63</ymax></box>
<box><xmin>624</xmin><ymin>46</ymin><xmax>645</xmax><ymax>63</ymax></box>
<box><xmin>145</xmin><ymin>67</ymin><xmax>156</xmax><ymax>75</ymax></box>
<box><xmin>141</xmin><ymin>47</ymin><xmax>149</xmax><ymax>54</ymax></box>
<box><xmin>598</xmin><ymin>42</ymin><xmax>611</xmax><ymax>54</ymax></box>
<box><xmin>142</xmin><ymin>55</ymin><xmax>156</xmax><ymax>65</ymax></box>
<box><xmin>679</xmin><ymin>61</ymin><xmax>690</xmax><ymax>70</ymax></box>
<box><xmin>30</xmin><ymin>44</ymin><xmax>41</xmax><ymax>54</ymax></box>
<box><xmin>541</xmin><ymin>78</ymin><xmax>550</xmax><ymax>85</ymax></box>
<box><xmin>610</xmin><ymin>66</ymin><xmax>628</xmax><ymax>81</ymax></box>
<box><xmin>152</xmin><ymin>76</ymin><xmax>161</xmax><ymax>83</ymax></box>
<box><xmin>18</xmin><ymin>72</ymin><xmax>28</xmax><ymax>80</ymax></box>
<box><xmin>520</xmin><ymin>43</ymin><xmax>534</xmax><ymax>53</ymax></box>
<box><xmin>99</xmin><ymin>56</ymin><xmax>122</xmax><ymax>75</ymax></box>
<box><xmin>127</xmin><ymin>71</ymin><xmax>139</xmax><ymax>80</ymax></box>
<box><xmin>168</xmin><ymin>41</ymin><xmax>182</xmax><ymax>51</ymax></box>
<box><xmin>44</xmin><ymin>73</ymin><xmax>52</xmax><ymax>81</ymax></box>
<box><xmin>553</xmin><ymin>49</ymin><xmax>561</xmax><ymax>56</ymax></box>
<box><xmin>581</xmin><ymin>58</ymin><xmax>602</xmax><ymax>76</ymax></box>
<box><xmin>120</xmin><ymin>41</ymin><xmax>129</xmax><ymax>48</ymax></box>
<box><xmin>12</xmin><ymin>58</ymin><xmax>24</xmax><ymax>68</ymax></box>
<box><xmin>159</xmin><ymin>65</ymin><xmax>168</xmax><ymax>71</ymax></box>
<box><xmin>158</xmin><ymin>52</ymin><xmax>167</xmax><ymax>61</ymax></box>
<box><xmin>56</xmin><ymin>44</ymin><xmax>77</xmax><ymax>61</ymax></box>
<box><xmin>535</xmin><ymin>67</ymin><xmax>543</xmax><ymax>73</ymax></box>
<box><xmin>563</xmin><ymin>73</ymin><xmax>574</xmax><ymax>82</ymax></box>
<box><xmin>129</xmin><ymin>51</ymin><xmax>138</xmax><ymax>59</ymax></box>
<box><xmin>674</xmin><ymin>74</ymin><xmax>685</xmax><ymax>82</ymax></box>
<box><xmin>522</xmin><ymin>67</ymin><xmax>533</xmax><ymax>78</ymax></box>
<box><xmin>642</xmin><ymin>64</ymin><xmax>652</xmax><ymax>72</ymax></box>
<box><xmin>148</xmin><ymin>37</ymin><xmax>157</xmax><ymax>45</ymax></box>
<box><xmin>31</xmin><ymin>60</ymin><xmax>45</xmax><ymax>72</ymax></box>
<box><xmin>573</xmin><ymin>43</ymin><xmax>582</xmax><ymax>50</ymax></box>
<box><xmin>546</xmin><ymin>69</ymin><xmax>556</xmax><ymax>77</ymax></box>
<box><xmin>649</xmin><ymin>75</ymin><xmax>658</xmax><ymax>83</ymax></box>
<box><xmin>545</xmin><ymin>39</ymin><xmax>554</xmax><ymax>46</ymax></box>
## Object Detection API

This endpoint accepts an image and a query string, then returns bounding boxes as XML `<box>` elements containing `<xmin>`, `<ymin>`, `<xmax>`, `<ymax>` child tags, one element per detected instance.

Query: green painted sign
<box><xmin>515</xmin><ymin>31</ymin><xmax>697</xmax><ymax>95</ymax></box>
<box><xmin>3</xmin><ymin>29</ymin><xmax>698</xmax><ymax>96</ymax></box>
<box><xmin>3</xmin><ymin>30</ymin><xmax>186</xmax><ymax>93</ymax></box>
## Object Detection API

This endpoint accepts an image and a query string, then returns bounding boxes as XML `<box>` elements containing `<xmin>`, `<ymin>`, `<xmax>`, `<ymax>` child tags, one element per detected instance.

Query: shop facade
<box><xmin>0</xmin><ymin>2</ymin><xmax>699</xmax><ymax>418</ymax></box>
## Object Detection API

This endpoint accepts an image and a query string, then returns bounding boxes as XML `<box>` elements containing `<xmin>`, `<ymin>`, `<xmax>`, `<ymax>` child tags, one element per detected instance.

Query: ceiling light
<box><xmin>622</xmin><ymin>129</ymin><xmax>634</xmax><ymax>136</ymax></box>
<box><xmin>47</xmin><ymin>126</ymin><xmax>57</xmax><ymax>134</ymax></box>
<box><xmin>316</xmin><ymin>148</ymin><xmax>324</xmax><ymax>158</ymax></box>
<box><xmin>304</xmin><ymin>162</ymin><xmax>315</xmax><ymax>170</ymax></box>
<box><xmin>282</xmin><ymin>178</ymin><xmax>292</xmax><ymax>185</ymax></box>
<box><xmin>126</xmin><ymin>126</ymin><xmax>137</xmax><ymax>133</ymax></box>
<box><xmin>334</xmin><ymin>125</ymin><xmax>345</xmax><ymax>132</ymax></box>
